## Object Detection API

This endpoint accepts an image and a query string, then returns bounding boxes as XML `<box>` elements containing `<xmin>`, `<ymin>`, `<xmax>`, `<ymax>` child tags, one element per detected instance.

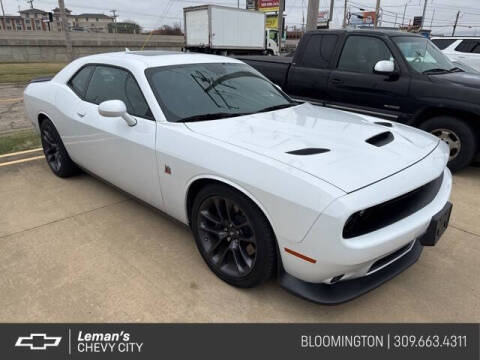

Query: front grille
<box><xmin>343</xmin><ymin>173</ymin><xmax>444</xmax><ymax>239</ymax></box>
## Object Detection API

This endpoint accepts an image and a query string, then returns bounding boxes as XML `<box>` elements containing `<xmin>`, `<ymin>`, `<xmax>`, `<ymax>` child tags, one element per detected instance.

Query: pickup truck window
<box><xmin>301</xmin><ymin>34</ymin><xmax>338</xmax><ymax>68</ymax></box>
<box><xmin>146</xmin><ymin>63</ymin><xmax>294</xmax><ymax>122</ymax></box>
<box><xmin>392</xmin><ymin>36</ymin><xmax>455</xmax><ymax>74</ymax></box>
<box><xmin>337</xmin><ymin>36</ymin><xmax>393</xmax><ymax>73</ymax></box>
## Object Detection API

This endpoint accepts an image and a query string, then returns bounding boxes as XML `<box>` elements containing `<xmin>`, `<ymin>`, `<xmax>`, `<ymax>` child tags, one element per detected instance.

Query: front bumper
<box><xmin>278</xmin><ymin>240</ymin><xmax>423</xmax><ymax>305</ymax></box>
<box><xmin>278</xmin><ymin>143</ymin><xmax>451</xmax><ymax>284</ymax></box>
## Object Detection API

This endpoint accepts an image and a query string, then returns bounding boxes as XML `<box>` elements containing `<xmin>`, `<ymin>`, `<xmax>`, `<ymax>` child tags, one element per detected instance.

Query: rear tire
<box><xmin>420</xmin><ymin>116</ymin><xmax>477</xmax><ymax>172</ymax></box>
<box><xmin>40</xmin><ymin>118</ymin><xmax>79</xmax><ymax>178</ymax></box>
<box><xmin>191</xmin><ymin>183</ymin><xmax>276</xmax><ymax>288</ymax></box>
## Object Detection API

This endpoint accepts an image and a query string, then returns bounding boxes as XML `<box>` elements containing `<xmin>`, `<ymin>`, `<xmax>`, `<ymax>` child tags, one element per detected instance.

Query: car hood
<box><xmin>186</xmin><ymin>103</ymin><xmax>439</xmax><ymax>193</ymax></box>
<box><xmin>428</xmin><ymin>71</ymin><xmax>480</xmax><ymax>89</ymax></box>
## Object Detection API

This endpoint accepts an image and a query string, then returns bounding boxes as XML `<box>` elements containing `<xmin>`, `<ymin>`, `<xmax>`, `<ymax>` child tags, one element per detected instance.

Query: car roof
<box><xmin>76</xmin><ymin>50</ymin><xmax>243</xmax><ymax>69</ymax></box>
<box><xmin>431</xmin><ymin>36</ymin><xmax>480</xmax><ymax>40</ymax></box>
<box><xmin>308</xmin><ymin>29</ymin><xmax>423</xmax><ymax>38</ymax></box>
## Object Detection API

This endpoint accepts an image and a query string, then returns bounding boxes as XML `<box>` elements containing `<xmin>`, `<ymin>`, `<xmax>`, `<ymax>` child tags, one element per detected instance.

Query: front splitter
<box><xmin>278</xmin><ymin>240</ymin><xmax>423</xmax><ymax>305</ymax></box>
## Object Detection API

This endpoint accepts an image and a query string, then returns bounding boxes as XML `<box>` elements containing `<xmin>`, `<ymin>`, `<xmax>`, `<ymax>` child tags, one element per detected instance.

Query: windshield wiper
<box><xmin>177</xmin><ymin>103</ymin><xmax>298</xmax><ymax>122</ymax></box>
<box><xmin>176</xmin><ymin>112</ymin><xmax>248</xmax><ymax>123</ymax></box>
<box><xmin>257</xmin><ymin>103</ymin><xmax>297</xmax><ymax>113</ymax></box>
<box><xmin>422</xmin><ymin>68</ymin><xmax>450</xmax><ymax>74</ymax></box>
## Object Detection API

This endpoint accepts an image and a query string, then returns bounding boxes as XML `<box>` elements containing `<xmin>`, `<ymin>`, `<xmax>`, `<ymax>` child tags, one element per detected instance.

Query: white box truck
<box><xmin>183</xmin><ymin>5</ymin><xmax>279</xmax><ymax>55</ymax></box>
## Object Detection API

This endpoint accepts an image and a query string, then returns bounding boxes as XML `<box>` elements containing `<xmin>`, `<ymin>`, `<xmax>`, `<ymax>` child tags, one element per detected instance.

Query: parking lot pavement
<box><xmin>0</xmin><ymin>84</ymin><xmax>31</xmax><ymax>135</ymax></box>
<box><xmin>0</xmin><ymin>158</ymin><xmax>479</xmax><ymax>322</ymax></box>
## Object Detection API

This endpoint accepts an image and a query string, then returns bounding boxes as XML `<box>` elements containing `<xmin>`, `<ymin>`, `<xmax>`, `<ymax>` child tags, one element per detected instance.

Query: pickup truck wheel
<box><xmin>191</xmin><ymin>184</ymin><xmax>276</xmax><ymax>288</ymax></box>
<box><xmin>420</xmin><ymin>116</ymin><xmax>477</xmax><ymax>172</ymax></box>
<box><xmin>40</xmin><ymin>119</ymin><xmax>78</xmax><ymax>178</ymax></box>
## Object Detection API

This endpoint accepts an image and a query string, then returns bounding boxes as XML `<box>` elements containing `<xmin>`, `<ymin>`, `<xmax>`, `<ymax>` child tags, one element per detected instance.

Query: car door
<box><xmin>285</xmin><ymin>33</ymin><xmax>339</xmax><ymax>105</ymax></box>
<box><xmin>61</xmin><ymin>64</ymin><xmax>163</xmax><ymax>209</ymax></box>
<box><xmin>327</xmin><ymin>34</ymin><xmax>410</xmax><ymax>121</ymax></box>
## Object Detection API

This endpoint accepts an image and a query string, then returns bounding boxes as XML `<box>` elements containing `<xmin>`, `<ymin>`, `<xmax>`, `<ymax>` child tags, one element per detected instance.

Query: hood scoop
<box><xmin>286</xmin><ymin>148</ymin><xmax>330</xmax><ymax>156</ymax></box>
<box><xmin>366</xmin><ymin>131</ymin><xmax>394</xmax><ymax>147</ymax></box>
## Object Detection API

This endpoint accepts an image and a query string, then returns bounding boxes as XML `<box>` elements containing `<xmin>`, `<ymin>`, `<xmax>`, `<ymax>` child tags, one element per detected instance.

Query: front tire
<box><xmin>420</xmin><ymin>116</ymin><xmax>477</xmax><ymax>172</ymax></box>
<box><xmin>191</xmin><ymin>184</ymin><xmax>276</xmax><ymax>288</ymax></box>
<box><xmin>40</xmin><ymin>118</ymin><xmax>78</xmax><ymax>178</ymax></box>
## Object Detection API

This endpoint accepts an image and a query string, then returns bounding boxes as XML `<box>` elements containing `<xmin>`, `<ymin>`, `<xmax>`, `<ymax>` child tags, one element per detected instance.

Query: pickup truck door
<box><xmin>57</xmin><ymin>64</ymin><xmax>163</xmax><ymax>209</ymax></box>
<box><xmin>327</xmin><ymin>34</ymin><xmax>410</xmax><ymax>121</ymax></box>
<box><xmin>285</xmin><ymin>33</ymin><xmax>339</xmax><ymax>104</ymax></box>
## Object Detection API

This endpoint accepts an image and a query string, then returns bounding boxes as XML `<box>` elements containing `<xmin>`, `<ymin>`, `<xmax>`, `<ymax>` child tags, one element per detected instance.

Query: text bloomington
<box><xmin>301</xmin><ymin>334</ymin><xmax>385</xmax><ymax>348</ymax></box>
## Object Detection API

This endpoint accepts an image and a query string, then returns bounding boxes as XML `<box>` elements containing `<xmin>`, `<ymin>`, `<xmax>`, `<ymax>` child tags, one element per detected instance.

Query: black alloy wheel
<box><xmin>40</xmin><ymin>118</ymin><xmax>78</xmax><ymax>177</ymax></box>
<box><xmin>42</xmin><ymin>124</ymin><xmax>62</xmax><ymax>172</ymax></box>
<box><xmin>197</xmin><ymin>196</ymin><xmax>257</xmax><ymax>278</ymax></box>
<box><xmin>191</xmin><ymin>184</ymin><xmax>276</xmax><ymax>288</ymax></box>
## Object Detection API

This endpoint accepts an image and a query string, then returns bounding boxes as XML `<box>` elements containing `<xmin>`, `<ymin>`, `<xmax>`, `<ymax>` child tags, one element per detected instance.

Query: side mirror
<box><xmin>98</xmin><ymin>100</ymin><xmax>137</xmax><ymax>127</ymax></box>
<box><xmin>374</xmin><ymin>60</ymin><xmax>396</xmax><ymax>74</ymax></box>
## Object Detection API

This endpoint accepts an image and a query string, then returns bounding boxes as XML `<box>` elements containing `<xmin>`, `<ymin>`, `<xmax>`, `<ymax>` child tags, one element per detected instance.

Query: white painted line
<box><xmin>0</xmin><ymin>148</ymin><xmax>42</xmax><ymax>159</ymax></box>
<box><xmin>0</xmin><ymin>155</ymin><xmax>44</xmax><ymax>167</ymax></box>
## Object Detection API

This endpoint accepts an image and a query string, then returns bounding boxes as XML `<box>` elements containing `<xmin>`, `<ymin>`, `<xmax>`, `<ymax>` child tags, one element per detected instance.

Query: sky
<box><xmin>2</xmin><ymin>0</ymin><xmax>480</xmax><ymax>35</ymax></box>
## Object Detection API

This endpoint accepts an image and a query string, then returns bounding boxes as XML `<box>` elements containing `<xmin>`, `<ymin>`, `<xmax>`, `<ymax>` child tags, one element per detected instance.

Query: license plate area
<box><xmin>419</xmin><ymin>202</ymin><xmax>452</xmax><ymax>246</ymax></box>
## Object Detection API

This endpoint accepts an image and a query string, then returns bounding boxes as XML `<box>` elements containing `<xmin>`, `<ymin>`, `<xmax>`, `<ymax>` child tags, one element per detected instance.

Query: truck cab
<box><xmin>265</xmin><ymin>29</ymin><xmax>280</xmax><ymax>56</ymax></box>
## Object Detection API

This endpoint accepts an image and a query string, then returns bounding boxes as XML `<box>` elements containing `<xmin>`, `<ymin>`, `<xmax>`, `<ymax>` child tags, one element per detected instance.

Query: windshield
<box><xmin>392</xmin><ymin>36</ymin><xmax>456</xmax><ymax>74</ymax></box>
<box><xmin>146</xmin><ymin>63</ymin><xmax>294</xmax><ymax>122</ymax></box>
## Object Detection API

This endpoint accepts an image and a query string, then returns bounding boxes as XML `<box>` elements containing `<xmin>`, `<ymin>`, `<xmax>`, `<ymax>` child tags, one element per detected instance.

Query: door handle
<box><xmin>77</xmin><ymin>111</ymin><xmax>86</xmax><ymax>118</ymax></box>
<box><xmin>330</xmin><ymin>78</ymin><xmax>343</xmax><ymax>84</ymax></box>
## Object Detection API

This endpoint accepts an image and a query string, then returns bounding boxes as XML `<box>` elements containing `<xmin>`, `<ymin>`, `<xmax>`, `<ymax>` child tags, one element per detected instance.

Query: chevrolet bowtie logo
<box><xmin>15</xmin><ymin>333</ymin><xmax>62</xmax><ymax>350</ymax></box>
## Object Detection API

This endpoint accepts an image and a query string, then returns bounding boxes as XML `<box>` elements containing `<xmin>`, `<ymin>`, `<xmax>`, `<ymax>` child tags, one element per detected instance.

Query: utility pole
<box><xmin>277</xmin><ymin>0</ymin><xmax>285</xmax><ymax>52</ymax></box>
<box><xmin>302</xmin><ymin>0</ymin><xmax>305</xmax><ymax>31</ymax></box>
<box><xmin>402</xmin><ymin>2</ymin><xmax>407</xmax><ymax>27</ymax></box>
<box><xmin>420</xmin><ymin>0</ymin><xmax>427</xmax><ymax>29</ymax></box>
<box><xmin>374</xmin><ymin>0</ymin><xmax>381</xmax><ymax>29</ymax></box>
<box><xmin>58</xmin><ymin>0</ymin><xmax>73</xmax><ymax>61</ymax></box>
<box><xmin>110</xmin><ymin>9</ymin><xmax>118</xmax><ymax>33</ymax></box>
<box><xmin>26</xmin><ymin>0</ymin><xmax>34</xmax><ymax>9</ymax></box>
<box><xmin>306</xmin><ymin>0</ymin><xmax>319</xmax><ymax>31</ymax></box>
<box><xmin>394</xmin><ymin>13</ymin><xmax>397</xmax><ymax>27</ymax></box>
<box><xmin>342</xmin><ymin>0</ymin><xmax>347</xmax><ymax>28</ymax></box>
<box><xmin>429</xmin><ymin>8</ymin><xmax>435</xmax><ymax>29</ymax></box>
<box><xmin>452</xmin><ymin>10</ymin><xmax>460</xmax><ymax>36</ymax></box>
<box><xmin>0</xmin><ymin>0</ymin><xmax>5</xmax><ymax>17</ymax></box>
<box><xmin>328</xmin><ymin>0</ymin><xmax>334</xmax><ymax>29</ymax></box>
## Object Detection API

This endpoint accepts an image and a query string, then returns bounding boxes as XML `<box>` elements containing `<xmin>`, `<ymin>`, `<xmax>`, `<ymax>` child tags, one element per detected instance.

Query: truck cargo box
<box><xmin>184</xmin><ymin>5</ymin><xmax>266</xmax><ymax>50</ymax></box>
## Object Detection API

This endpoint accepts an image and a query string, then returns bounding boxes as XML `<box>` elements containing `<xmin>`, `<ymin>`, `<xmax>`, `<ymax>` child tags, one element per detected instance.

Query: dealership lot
<box><xmin>0</xmin><ymin>158</ymin><xmax>478</xmax><ymax>322</ymax></box>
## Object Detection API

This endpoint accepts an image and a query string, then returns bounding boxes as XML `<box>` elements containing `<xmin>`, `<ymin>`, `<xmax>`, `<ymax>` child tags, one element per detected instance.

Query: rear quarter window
<box><xmin>68</xmin><ymin>65</ymin><xmax>94</xmax><ymax>98</ymax></box>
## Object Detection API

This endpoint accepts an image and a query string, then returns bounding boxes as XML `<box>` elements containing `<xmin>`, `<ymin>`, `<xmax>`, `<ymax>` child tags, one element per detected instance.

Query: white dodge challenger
<box><xmin>24</xmin><ymin>51</ymin><xmax>453</xmax><ymax>304</ymax></box>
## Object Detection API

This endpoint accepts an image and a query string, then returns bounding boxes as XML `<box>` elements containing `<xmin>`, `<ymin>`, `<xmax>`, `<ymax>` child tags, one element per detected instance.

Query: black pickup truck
<box><xmin>237</xmin><ymin>29</ymin><xmax>480</xmax><ymax>171</ymax></box>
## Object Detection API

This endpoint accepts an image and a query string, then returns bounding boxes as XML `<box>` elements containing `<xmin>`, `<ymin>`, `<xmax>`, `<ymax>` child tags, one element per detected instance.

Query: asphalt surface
<box><xmin>0</xmin><ymin>156</ymin><xmax>479</xmax><ymax>322</ymax></box>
